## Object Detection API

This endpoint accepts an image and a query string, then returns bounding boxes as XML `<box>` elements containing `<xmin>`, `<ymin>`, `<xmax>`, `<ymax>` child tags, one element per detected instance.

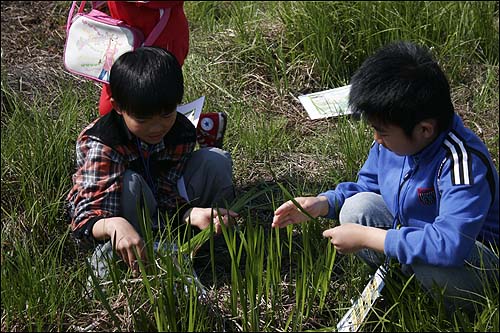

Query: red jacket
<box><xmin>107</xmin><ymin>1</ymin><xmax>189</xmax><ymax>66</ymax></box>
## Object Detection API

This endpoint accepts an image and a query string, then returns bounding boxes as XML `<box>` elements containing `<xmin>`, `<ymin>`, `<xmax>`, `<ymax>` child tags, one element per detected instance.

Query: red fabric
<box><xmin>99</xmin><ymin>1</ymin><xmax>189</xmax><ymax>116</ymax></box>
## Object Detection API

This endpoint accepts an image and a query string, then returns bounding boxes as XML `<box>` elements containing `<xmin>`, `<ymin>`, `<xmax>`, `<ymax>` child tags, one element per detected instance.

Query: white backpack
<box><xmin>63</xmin><ymin>1</ymin><xmax>170</xmax><ymax>83</ymax></box>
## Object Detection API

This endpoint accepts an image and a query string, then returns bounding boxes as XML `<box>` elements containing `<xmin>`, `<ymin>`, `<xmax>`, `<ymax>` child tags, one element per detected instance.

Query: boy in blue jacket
<box><xmin>272</xmin><ymin>41</ymin><xmax>499</xmax><ymax>312</ymax></box>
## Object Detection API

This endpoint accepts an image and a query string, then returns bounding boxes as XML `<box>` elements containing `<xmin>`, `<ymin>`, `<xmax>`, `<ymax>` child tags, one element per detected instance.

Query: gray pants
<box><xmin>339</xmin><ymin>192</ymin><xmax>498</xmax><ymax>313</ymax></box>
<box><xmin>90</xmin><ymin>147</ymin><xmax>235</xmax><ymax>279</ymax></box>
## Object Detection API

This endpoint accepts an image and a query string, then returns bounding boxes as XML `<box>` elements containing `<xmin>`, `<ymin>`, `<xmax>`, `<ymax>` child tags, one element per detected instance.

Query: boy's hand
<box><xmin>184</xmin><ymin>207</ymin><xmax>239</xmax><ymax>234</ymax></box>
<box><xmin>93</xmin><ymin>217</ymin><xmax>147</xmax><ymax>274</ymax></box>
<box><xmin>322</xmin><ymin>224</ymin><xmax>387</xmax><ymax>254</ymax></box>
<box><xmin>272</xmin><ymin>196</ymin><xmax>329</xmax><ymax>228</ymax></box>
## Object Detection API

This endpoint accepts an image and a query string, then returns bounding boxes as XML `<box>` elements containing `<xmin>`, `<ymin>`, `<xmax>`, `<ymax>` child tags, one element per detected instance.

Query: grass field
<box><xmin>1</xmin><ymin>1</ymin><xmax>499</xmax><ymax>331</ymax></box>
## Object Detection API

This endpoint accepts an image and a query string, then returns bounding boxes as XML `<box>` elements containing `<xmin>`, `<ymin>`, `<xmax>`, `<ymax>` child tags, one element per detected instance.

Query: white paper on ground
<box><xmin>337</xmin><ymin>265</ymin><xmax>386</xmax><ymax>332</ymax></box>
<box><xmin>298</xmin><ymin>85</ymin><xmax>352</xmax><ymax>120</ymax></box>
<box><xmin>176</xmin><ymin>96</ymin><xmax>205</xmax><ymax>127</ymax></box>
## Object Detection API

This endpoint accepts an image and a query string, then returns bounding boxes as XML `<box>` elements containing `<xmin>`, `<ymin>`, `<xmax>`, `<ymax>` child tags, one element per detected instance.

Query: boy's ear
<box><xmin>417</xmin><ymin>119</ymin><xmax>438</xmax><ymax>139</ymax></box>
<box><xmin>110</xmin><ymin>98</ymin><xmax>122</xmax><ymax>115</ymax></box>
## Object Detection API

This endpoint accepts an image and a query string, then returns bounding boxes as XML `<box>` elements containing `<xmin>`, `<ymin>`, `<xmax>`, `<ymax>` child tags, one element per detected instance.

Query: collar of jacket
<box><xmin>408</xmin><ymin>114</ymin><xmax>457</xmax><ymax>168</ymax></box>
<box><xmin>84</xmin><ymin>109</ymin><xmax>197</xmax><ymax>151</ymax></box>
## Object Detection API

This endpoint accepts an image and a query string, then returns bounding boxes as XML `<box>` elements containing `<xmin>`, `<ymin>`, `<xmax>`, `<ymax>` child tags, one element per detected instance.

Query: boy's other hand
<box><xmin>322</xmin><ymin>224</ymin><xmax>387</xmax><ymax>254</ymax></box>
<box><xmin>272</xmin><ymin>196</ymin><xmax>329</xmax><ymax>228</ymax></box>
<box><xmin>184</xmin><ymin>207</ymin><xmax>239</xmax><ymax>234</ymax></box>
<box><xmin>96</xmin><ymin>217</ymin><xmax>147</xmax><ymax>274</ymax></box>
<box><xmin>322</xmin><ymin>224</ymin><xmax>366</xmax><ymax>254</ymax></box>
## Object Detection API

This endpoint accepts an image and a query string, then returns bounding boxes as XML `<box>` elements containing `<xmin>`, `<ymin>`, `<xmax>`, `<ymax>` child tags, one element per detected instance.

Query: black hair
<box><xmin>348</xmin><ymin>41</ymin><xmax>454</xmax><ymax>137</ymax></box>
<box><xmin>109</xmin><ymin>47</ymin><xmax>183</xmax><ymax>117</ymax></box>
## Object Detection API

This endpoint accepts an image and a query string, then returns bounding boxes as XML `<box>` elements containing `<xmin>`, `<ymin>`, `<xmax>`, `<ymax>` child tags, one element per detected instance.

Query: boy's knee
<box><xmin>339</xmin><ymin>192</ymin><xmax>393</xmax><ymax>228</ymax></box>
<box><xmin>122</xmin><ymin>170</ymin><xmax>150</xmax><ymax>203</ymax></box>
<box><xmin>121</xmin><ymin>170</ymin><xmax>157</xmax><ymax>228</ymax></box>
<box><xmin>339</xmin><ymin>192</ymin><xmax>381</xmax><ymax>225</ymax></box>
<box><xmin>192</xmin><ymin>147</ymin><xmax>233</xmax><ymax>174</ymax></box>
<box><xmin>122</xmin><ymin>170</ymin><xmax>141</xmax><ymax>194</ymax></box>
<box><xmin>198</xmin><ymin>147</ymin><xmax>232</xmax><ymax>163</ymax></box>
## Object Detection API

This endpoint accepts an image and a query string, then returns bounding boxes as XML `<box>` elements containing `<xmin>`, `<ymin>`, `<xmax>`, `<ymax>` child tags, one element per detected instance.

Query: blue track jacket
<box><xmin>319</xmin><ymin>114</ymin><xmax>499</xmax><ymax>267</ymax></box>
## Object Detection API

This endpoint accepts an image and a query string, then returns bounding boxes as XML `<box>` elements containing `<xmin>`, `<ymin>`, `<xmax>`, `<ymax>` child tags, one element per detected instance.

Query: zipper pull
<box><xmin>403</xmin><ymin>170</ymin><xmax>413</xmax><ymax>181</ymax></box>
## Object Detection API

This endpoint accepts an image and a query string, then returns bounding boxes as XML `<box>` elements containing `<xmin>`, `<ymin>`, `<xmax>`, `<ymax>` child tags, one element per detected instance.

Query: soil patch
<box><xmin>1</xmin><ymin>1</ymin><xmax>93</xmax><ymax>103</ymax></box>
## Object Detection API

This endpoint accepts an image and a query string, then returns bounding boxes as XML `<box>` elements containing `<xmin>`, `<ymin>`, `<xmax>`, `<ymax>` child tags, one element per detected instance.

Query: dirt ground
<box><xmin>1</xmin><ymin>2</ymin><xmax>64</xmax><ymax>87</ymax></box>
<box><xmin>1</xmin><ymin>1</ymin><xmax>96</xmax><ymax>106</ymax></box>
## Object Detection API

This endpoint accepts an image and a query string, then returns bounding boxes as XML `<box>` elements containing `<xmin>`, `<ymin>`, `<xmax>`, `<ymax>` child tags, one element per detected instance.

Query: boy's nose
<box><xmin>150</xmin><ymin>121</ymin><xmax>166</xmax><ymax>132</ymax></box>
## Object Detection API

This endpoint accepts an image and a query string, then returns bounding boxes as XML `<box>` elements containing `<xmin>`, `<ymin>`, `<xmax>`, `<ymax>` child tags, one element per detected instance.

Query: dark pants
<box><xmin>89</xmin><ymin>147</ymin><xmax>235</xmax><ymax>279</ymax></box>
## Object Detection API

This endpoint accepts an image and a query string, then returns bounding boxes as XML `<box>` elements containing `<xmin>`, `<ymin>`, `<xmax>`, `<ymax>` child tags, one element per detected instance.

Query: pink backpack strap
<box><xmin>65</xmin><ymin>1</ymin><xmax>89</xmax><ymax>34</ymax></box>
<box><xmin>66</xmin><ymin>1</ymin><xmax>171</xmax><ymax>46</ymax></box>
<box><xmin>142</xmin><ymin>7</ymin><xmax>171</xmax><ymax>46</ymax></box>
<box><xmin>65</xmin><ymin>1</ymin><xmax>78</xmax><ymax>34</ymax></box>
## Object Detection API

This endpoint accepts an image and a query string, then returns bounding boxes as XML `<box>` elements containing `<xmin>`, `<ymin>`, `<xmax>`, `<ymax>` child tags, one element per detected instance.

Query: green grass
<box><xmin>2</xmin><ymin>1</ymin><xmax>499</xmax><ymax>331</ymax></box>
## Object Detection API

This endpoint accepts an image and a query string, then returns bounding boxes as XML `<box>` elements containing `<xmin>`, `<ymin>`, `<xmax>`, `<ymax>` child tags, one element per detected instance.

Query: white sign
<box><xmin>337</xmin><ymin>265</ymin><xmax>386</xmax><ymax>332</ymax></box>
<box><xmin>298</xmin><ymin>85</ymin><xmax>352</xmax><ymax>120</ymax></box>
<box><xmin>177</xmin><ymin>96</ymin><xmax>205</xmax><ymax>127</ymax></box>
